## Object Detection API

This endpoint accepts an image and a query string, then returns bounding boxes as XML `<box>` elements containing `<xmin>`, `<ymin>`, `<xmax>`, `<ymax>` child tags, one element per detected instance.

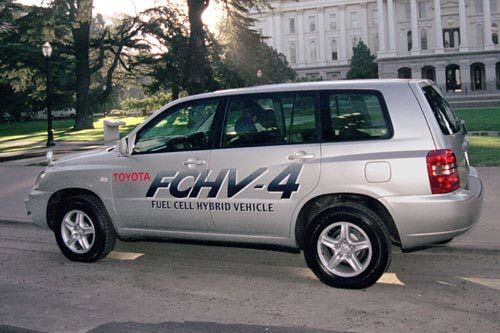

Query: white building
<box><xmin>252</xmin><ymin>0</ymin><xmax>500</xmax><ymax>96</ymax></box>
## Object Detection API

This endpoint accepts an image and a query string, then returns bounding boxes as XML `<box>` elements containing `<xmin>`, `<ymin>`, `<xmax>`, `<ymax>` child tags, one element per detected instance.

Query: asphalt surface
<box><xmin>0</xmin><ymin>222</ymin><xmax>499</xmax><ymax>333</ymax></box>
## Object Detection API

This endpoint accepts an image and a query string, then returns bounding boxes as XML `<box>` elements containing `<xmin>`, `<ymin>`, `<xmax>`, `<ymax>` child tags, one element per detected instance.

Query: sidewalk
<box><xmin>0</xmin><ymin>154</ymin><xmax>498</xmax><ymax>250</ymax></box>
<box><xmin>0</xmin><ymin>140</ymin><xmax>105</xmax><ymax>163</ymax></box>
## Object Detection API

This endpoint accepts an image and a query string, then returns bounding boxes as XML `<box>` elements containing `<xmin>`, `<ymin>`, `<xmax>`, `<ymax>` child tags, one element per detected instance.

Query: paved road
<box><xmin>0</xmin><ymin>222</ymin><xmax>498</xmax><ymax>333</ymax></box>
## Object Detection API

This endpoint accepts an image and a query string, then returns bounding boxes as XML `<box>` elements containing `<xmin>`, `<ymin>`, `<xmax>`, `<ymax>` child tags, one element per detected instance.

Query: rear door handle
<box><xmin>183</xmin><ymin>158</ymin><xmax>207</xmax><ymax>166</ymax></box>
<box><xmin>288</xmin><ymin>151</ymin><xmax>315</xmax><ymax>160</ymax></box>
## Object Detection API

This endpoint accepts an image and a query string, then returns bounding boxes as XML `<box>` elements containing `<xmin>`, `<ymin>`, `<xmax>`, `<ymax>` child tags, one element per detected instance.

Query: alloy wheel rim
<box><xmin>317</xmin><ymin>221</ymin><xmax>373</xmax><ymax>278</ymax></box>
<box><xmin>61</xmin><ymin>210</ymin><xmax>95</xmax><ymax>254</ymax></box>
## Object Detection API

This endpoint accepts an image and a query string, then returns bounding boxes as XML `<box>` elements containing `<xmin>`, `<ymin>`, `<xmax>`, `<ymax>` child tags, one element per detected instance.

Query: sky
<box><xmin>18</xmin><ymin>0</ymin><xmax>223</xmax><ymax>30</ymax></box>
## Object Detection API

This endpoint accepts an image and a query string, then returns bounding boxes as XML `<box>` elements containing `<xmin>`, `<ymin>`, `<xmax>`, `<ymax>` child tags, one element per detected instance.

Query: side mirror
<box><xmin>118</xmin><ymin>137</ymin><xmax>129</xmax><ymax>157</ymax></box>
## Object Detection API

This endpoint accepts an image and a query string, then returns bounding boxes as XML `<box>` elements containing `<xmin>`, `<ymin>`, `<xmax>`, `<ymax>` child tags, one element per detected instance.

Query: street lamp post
<box><xmin>42</xmin><ymin>42</ymin><xmax>55</xmax><ymax>147</ymax></box>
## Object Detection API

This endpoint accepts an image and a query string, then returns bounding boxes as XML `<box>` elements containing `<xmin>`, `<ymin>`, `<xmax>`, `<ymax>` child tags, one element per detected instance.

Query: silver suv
<box><xmin>26</xmin><ymin>80</ymin><xmax>483</xmax><ymax>289</ymax></box>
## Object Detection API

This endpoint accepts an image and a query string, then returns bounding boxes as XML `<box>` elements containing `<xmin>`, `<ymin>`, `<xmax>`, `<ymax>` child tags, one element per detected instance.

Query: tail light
<box><xmin>426</xmin><ymin>149</ymin><xmax>460</xmax><ymax>194</ymax></box>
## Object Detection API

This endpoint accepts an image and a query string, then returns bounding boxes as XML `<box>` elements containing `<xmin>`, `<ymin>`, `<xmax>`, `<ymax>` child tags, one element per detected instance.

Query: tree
<box><xmin>346</xmin><ymin>40</ymin><xmax>378</xmax><ymax>80</ymax></box>
<box><xmin>0</xmin><ymin>2</ymin><xmax>75</xmax><ymax>120</ymax></box>
<box><xmin>50</xmin><ymin>0</ymin><xmax>148</xmax><ymax>129</ymax></box>
<box><xmin>214</xmin><ymin>20</ymin><xmax>295</xmax><ymax>88</ymax></box>
<box><xmin>185</xmin><ymin>0</ymin><xmax>270</xmax><ymax>94</ymax></box>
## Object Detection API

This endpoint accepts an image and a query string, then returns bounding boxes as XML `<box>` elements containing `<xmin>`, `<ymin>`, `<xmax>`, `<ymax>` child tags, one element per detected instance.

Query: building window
<box><xmin>407</xmin><ymin>31</ymin><xmax>412</xmax><ymax>51</ymax></box>
<box><xmin>443</xmin><ymin>28</ymin><xmax>460</xmax><ymax>48</ymax></box>
<box><xmin>422</xmin><ymin>66</ymin><xmax>436</xmax><ymax>82</ymax></box>
<box><xmin>418</xmin><ymin>1</ymin><xmax>426</xmax><ymax>18</ymax></box>
<box><xmin>289</xmin><ymin>42</ymin><xmax>297</xmax><ymax>64</ymax></box>
<box><xmin>446</xmin><ymin>64</ymin><xmax>461</xmax><ymax>92</ymax></box>
<box><xmin>405</xmin><ymin>4</ymin><xmax>411</xmax><ymax>19</ymax></box>
<box><xmin>289</xmin><ymin>18</ymin><xmax>296</xmax><ymax>34</ymax></box>
<box><xmin>476</xmin><ymin>24</ymin><xmax>484</xmax><ymax>47</ymax></box>
<box><xmin>331</xmin><ymin>39</ymin><xmax>338</xmax><ymax>60</ymax></box>
<box><xmin>329</xmin><ymin>13</ymin><xmax>337</xmax><ymax>30</ymax></box>
<box><xmin>351</xmin><ymin>11</ymin><xmax>358</xmax><ymax>28</ymax></box>
<box><xmin>374</xmin><ymin>34</ymin><xmax>379</xmax><ymax>52</ymax></box>
<box><xmin>309</xmin><ymin>40</ymin><xmax>317</xmax><ymax>63</ymax></box>
<box><xmin>492</xmin><ymin>0</ymin><xmax>498</xmax><ymax>12</ymax></box>
<box><xmin>309</xmin><ymin>15</ymin><xmax>316</xmax><ymax>32</ymax></box>
<box><xmin>493</xmin><ymin>23</ymin><xmax>499</xmax><ymax>44</ymax></box>
<box><xmin>372</xmin><ymin>10</ymin><xmax>378</xmax><ymax>25</ymax></box>
<box><xmin>421</xmin><ymin>29</ymin><xmax>428</xmax><ymax>50</ymax></box>
<box><xmin>475</xmin><ymin>0</ymin><xmax>483</xmax><ymax>13</ymax></box>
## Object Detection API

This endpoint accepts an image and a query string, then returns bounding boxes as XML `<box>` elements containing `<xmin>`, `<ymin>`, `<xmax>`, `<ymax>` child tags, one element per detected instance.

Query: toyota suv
<box><xmin>26</xmin><ymin>80</ymin><xmax>483</xmax><ymax>289</ymax></box>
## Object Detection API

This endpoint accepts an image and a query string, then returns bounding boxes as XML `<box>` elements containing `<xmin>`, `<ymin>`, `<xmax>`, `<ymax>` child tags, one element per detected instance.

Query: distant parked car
<box><xmin>34</xmin><ymin>108</ymin><xmax>76</xmax><ymax>120</ymax></box>
<box><xmin>21</xmin><ymin>111</ymin><xmax>35</xmax><ymax>121</ymax></box>
<box><xmin>52</xmin><ymin>108</ymin><xmax>76</xmax><ymax>119</ymax></box>
<box><xmin>1</xmin><ymin>112</ymin><xmax>14</xmax><ymax>123</ymax></box>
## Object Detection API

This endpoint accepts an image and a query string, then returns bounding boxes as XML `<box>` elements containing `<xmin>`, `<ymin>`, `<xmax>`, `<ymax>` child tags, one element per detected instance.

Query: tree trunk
<box><xmin>172</xmin><ymin>83</ymin><xmax>180</xmax><ymax>100</ymax></box>
<box><xmin>186</xmin><ymin>0</ymin><xmax>209</xmax><ymax>95</ymax></box>
<box><xmin>72</xmin><ymin>0</ymin><xmax>94</xmax><ymax>130</ymax></box>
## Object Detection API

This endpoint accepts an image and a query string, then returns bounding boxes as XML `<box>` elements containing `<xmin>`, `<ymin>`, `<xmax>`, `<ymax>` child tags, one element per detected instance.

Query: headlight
<box><xmin>33</xmin><ymin>170</ymin><xmax>46</xmax><ymax>190</ymax></box>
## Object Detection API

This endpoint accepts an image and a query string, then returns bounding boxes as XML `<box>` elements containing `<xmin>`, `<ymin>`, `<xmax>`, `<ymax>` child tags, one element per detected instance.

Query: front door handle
<box><xmin>288</xmin><ymin>151</ymin><xmax>315</xmax><ymax>160</ymax></box>
<box><xmin>183</xmin><ymin>158</ymin><xmax>207</xmax><ymax>167</ymax></box>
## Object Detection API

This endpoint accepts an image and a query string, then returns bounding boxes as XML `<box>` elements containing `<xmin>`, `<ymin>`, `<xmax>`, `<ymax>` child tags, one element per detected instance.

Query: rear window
<box><xmin>422</xmin><ymin>85</ymin><xmax>461</xmax><ymax>135</ymax></box>
<box><xmin>320</xmin><ymin>91</ymin><xmax>393</xmax><ymax>142</ymax></box>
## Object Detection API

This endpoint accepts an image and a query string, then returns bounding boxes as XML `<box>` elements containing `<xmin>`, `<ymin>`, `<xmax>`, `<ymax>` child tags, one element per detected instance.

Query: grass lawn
<box><xmin>467</xmin><ymin>136</ymin><xmax>500</xmax><ymax>166</ymax></box>
<box><xmin>456</xmin><ymin>107</ymin><xmax>500</xmax><ymax>132</ymax></box>
<box><xmin>0</xmin><ymin>116</ymin><xmax>146</xmax><ymax>153</ymax></box>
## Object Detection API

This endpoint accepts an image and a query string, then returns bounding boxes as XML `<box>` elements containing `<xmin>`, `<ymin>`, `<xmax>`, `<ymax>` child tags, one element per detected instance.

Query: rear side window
<box><xmin>320</xmin><ymin>91</ymin><xmax>392</xmax><ymax>141</ymax></box>
<box><xmin>221</xmin><ymin>92</ymin><xmax>318</xmax><ymax>148</ymax></box>
<box><xmin>422</xmin><ymin>85</ymin><xmax>461</xmax><ymax>135</ymax></box>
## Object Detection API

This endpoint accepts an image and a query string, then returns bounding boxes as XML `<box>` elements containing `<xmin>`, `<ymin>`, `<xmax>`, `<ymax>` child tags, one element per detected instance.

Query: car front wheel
<box><xmin>304</xmin><ymin>202</ymin><xmax>391</xmax><ymax>289</ymax></box>
<box><xmin>54</xmin><ymin>195</ymin><xmax>116</xmax><ymax>262</ymax></box>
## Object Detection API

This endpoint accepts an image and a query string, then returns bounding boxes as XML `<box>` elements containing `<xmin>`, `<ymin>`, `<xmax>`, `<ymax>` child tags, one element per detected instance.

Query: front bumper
<box><xmin>25</xmin><ymin>189</ymin><xmax>52</xmax><ymax>229</ymax></box>
<box><xmin>380</xmin><ymin>168</ymin><xmax>483</xmax><ymax>249</ymax></box>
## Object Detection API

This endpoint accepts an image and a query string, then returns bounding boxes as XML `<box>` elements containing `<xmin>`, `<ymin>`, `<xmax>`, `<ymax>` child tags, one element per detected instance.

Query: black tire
<box><xmin>303</xmin><ymin>201</ymin><xmax>391</xmax><ymax>289</ymax></box>
<box><xmin>54</xmin><ymin>194</ymin><xmax>116</xmax><ymax>262</ymax></box>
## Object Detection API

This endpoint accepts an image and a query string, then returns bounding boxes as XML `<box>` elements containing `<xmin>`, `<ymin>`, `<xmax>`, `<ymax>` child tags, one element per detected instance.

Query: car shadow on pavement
<box><xmin>87</xmin><ymin>321</ymin><xmax>344</xmax><ymax>333</ymax></box>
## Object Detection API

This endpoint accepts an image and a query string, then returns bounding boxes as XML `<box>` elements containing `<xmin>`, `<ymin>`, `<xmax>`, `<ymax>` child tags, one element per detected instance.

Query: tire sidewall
<box><xmin>304</xmin><ymin>206</ymin><xmax>390</xmax><ymax>289</ymax></box>
<box><xmin>54</xmin><ymin>197</ymin><xmax>108</xmax><ymax>262</ymax></box>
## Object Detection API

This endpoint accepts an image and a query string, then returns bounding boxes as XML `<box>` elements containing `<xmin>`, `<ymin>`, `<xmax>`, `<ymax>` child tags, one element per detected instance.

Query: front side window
<box><xmin>422</xmin><ymin>86</ymin><xmax>461</xmax><ymax>135</ymax></box>
<box><xmin>321</xmin><ymin>91</ymin><xmax>392</xmax><ymax>141</ymax></box>
<box><xmin>134</xmin><ymin>99</ymin><xmax>219</xmax><ymax>154</ymax></box>
<box><xmin>221</xmin><ymin>93</ymin><xmax>317</xmax><ymax>148</ymax></box>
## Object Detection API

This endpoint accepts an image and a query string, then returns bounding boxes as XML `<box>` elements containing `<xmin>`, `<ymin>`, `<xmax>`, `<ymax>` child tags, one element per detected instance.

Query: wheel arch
<box><xmin>46</xmin><ymin>188</ymin><xmax>109</xmax><ymax>230</ymax></box>
<box><xmin>294</xmin><ymin>193</ymin><xmax>401</xmax><ymax>249</ymax></box>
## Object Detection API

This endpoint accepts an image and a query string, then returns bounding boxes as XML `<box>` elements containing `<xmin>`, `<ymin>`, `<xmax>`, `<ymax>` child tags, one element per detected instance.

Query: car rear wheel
<box><xmin>303</xmin><ymin>202</ymin><xmax>391</xmax><ymax>289</ymax></box>
<box><xmin>54</xmin><ymin>194</ymin><xmax>116</xmax><ymax>262</ymax></box>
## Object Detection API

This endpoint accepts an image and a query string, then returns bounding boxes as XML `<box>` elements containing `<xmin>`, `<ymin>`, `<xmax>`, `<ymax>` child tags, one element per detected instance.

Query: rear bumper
<box><xmin>25</xmin><ymin>189</ymin><xmax>51</xmax><ymax>229</ymax></box>
<box><xmin>380</xmin><ymin>168</ymin><xmax>483</xmax><ymax>249</ymax></box>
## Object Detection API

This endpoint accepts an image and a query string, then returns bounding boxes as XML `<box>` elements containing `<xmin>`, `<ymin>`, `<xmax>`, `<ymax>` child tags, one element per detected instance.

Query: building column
<box><xmin>434</xmin><ymin>0</ymin><xmax>444</xmax><ymax>53</ymax></box>
<box><xmin>459</xmin><ymin>60</ymin><xmax>471</xmax><ymax>93</ymax></box>
<box><xmin>412</xmin><ymin>66</ymin><xmax>422</xmax><ymax>79</ymax></box>
<box><xmin>458</xmin><ymin>0</ymin><xmax>469</xmax><ymax>51</ymax></box>
<box><xmin>339</xmin><ymin>5</ymin><xmax>348</xmax><ymax>64</ymax></box>
<box><xmin>410</xmin><ymin>0</ymin><xmax>420</xmax><ymax>55</ymax></box>
<box><xmin>483</xmin><ymin>0</ymin><xmax>494</xmax><ymax>50</ymax></box>
<box><xmin>318</xmin><ymin>7</ymin><xmax>327</xmax><ymax>66</ymax></box>
<box><xmin>485</xmin><ymin>61</ymin><xmax>497</xmax><ymax>91</ymax></box>
<box><xmin>387</xmin><ymin>0</ymin><xmax>397</xmax><ymax>56</ymax></box>
<box><xmin>435</xmin><ymin>63</ymin><xmax>447</xmax><ymax>91</ymax></box>
<box><xmin>297</xmin><ymin>10</ymin><xmax>305</xmax><ymax>66</ymax></box>
<box><xmin>376</xmin><ymin>0</ymin><xmax>387</xmax><ymax>57</ymax></box>
<box><xmin>361</xmin><ymin>3</ymin><xmax>369</xmax><ymax>44</ymax></box>
<box><xmin>273</xmin><ymin>13</ymin><xmax>283</xmax><ymax>53</ymax></box>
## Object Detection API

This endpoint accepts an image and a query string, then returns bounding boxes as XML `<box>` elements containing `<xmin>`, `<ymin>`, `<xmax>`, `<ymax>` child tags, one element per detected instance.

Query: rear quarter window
<box><xmin>320</xmin><ymin>90</ymin><xmax>393</xmax><ymax>142</ymax></box>
<box><xmin>422</xmin><ymin>85</ymin><xmax>461</xmax><ymax>135</ymax></box>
